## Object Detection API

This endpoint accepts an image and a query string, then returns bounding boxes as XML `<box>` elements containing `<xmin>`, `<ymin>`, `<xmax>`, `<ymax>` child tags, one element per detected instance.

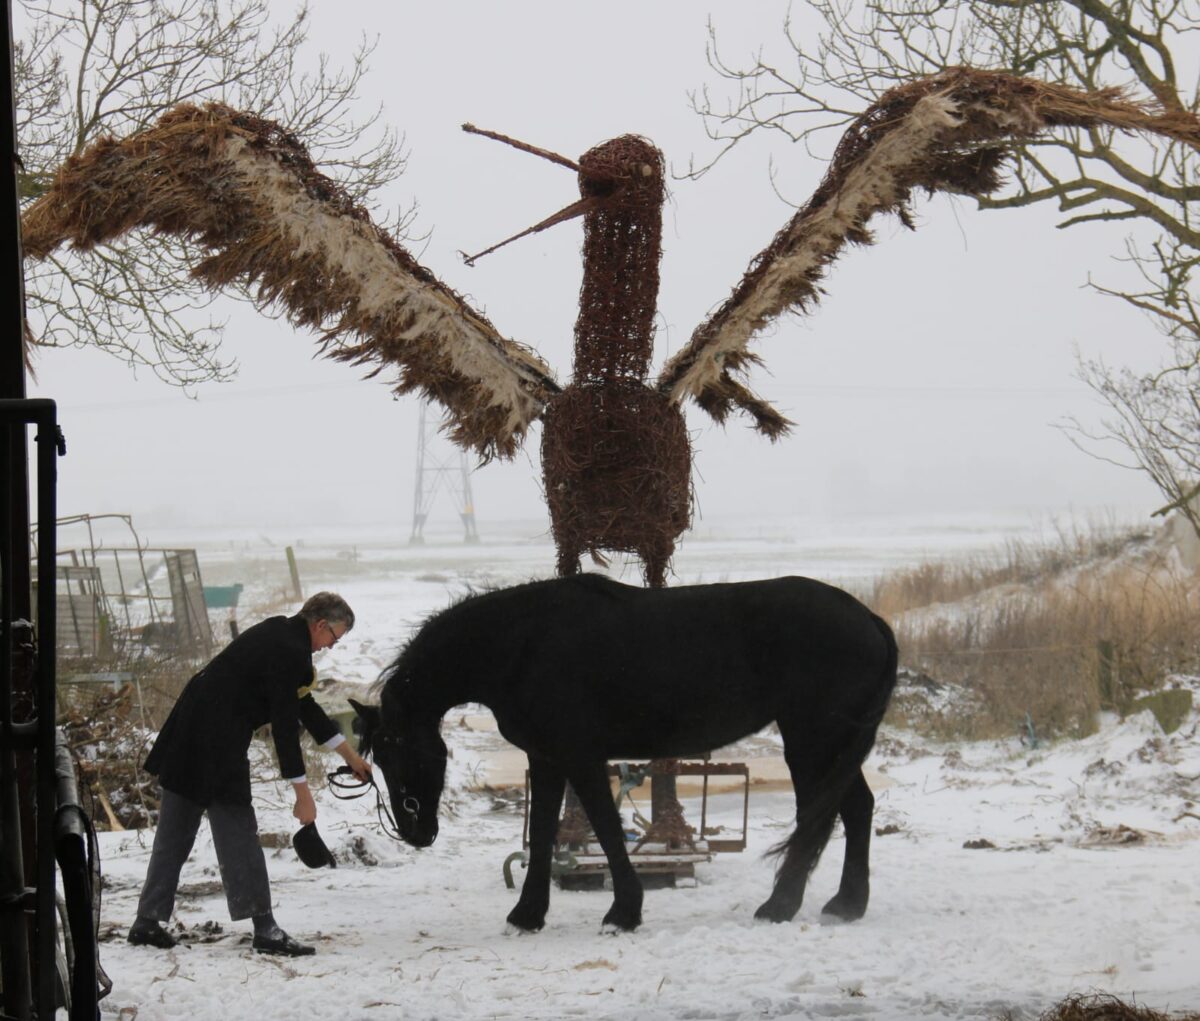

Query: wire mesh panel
<box><xmin>165</xmin><ymin>550</ymin><xmax>212</xmax><ymax>656</ymax></box>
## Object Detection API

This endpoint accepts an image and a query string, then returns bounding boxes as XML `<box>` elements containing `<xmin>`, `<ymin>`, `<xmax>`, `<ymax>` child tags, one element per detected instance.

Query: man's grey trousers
<box><xmin>136</xmin><ymin>788</ymin><xmax>272</xmax><ymax>922</ymax></box>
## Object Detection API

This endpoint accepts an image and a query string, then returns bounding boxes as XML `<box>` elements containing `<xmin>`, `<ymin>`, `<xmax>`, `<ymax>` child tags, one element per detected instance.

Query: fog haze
<box><xmin>24</xmin><ymin>1</ymin><xmax>1163</xmax><ymax>542</ymax></box>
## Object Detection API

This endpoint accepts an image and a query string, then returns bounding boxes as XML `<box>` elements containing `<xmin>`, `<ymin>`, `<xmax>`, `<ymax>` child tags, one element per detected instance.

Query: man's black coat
<box><xmin>144</xmin><ymin>614</ymin><xmax>340</xmax><ymax>805</ymax></box>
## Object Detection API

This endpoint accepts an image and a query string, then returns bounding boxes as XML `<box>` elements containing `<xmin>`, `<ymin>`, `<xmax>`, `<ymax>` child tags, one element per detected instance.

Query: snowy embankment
<box><xmin>95</xmin><ymin>692</ymin><xmax>1199</xmax><ymax>1020</ymax></box>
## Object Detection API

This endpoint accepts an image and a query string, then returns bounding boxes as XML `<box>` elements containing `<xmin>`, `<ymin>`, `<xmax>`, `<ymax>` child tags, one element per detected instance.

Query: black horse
<box><xmin>351</xmin><ymin>573</ymin><xmax>897</xmax><ymax>932</ymax></box>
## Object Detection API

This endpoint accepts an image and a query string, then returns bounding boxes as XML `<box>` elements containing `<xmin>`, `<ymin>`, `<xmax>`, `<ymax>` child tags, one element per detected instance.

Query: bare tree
<box><xmin>16</xmin><ymin>0</ymin><xmax>407</xmax><ymax>385</ymax></box>
<box><xmin>692</xmin><ymin>0</ymin><xmax>1200</xmax><ymax>532</ymax></box>
<box><xmin>1074</xmin><ymin>344</ymin><xmax>1200</xmax><ymax>530</ymax></box>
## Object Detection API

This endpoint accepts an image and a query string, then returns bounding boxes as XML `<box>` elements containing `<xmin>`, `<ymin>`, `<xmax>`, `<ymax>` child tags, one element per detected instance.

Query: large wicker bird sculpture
<box><xmin>22</xmin><ymin>68</ymin><xmax>1200</xmax><ymax>586</ymax></box>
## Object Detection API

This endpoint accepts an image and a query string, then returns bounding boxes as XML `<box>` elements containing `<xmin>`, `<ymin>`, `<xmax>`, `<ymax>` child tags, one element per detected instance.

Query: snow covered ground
<box><xmin>91</xmin><ymin>516</ymin><xmax>1200</xmax><ymax>1020</ymax></box>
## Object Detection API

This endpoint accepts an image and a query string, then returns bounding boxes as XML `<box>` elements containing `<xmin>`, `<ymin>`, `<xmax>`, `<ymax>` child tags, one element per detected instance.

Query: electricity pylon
<box><xmin>409</xmin><ymin>400</ymin><xmax>480</xmax><ymax>544</ymax></box>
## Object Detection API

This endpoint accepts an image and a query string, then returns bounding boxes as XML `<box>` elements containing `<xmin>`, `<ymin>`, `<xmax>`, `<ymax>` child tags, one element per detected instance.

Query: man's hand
<box><xmin>292</xmin><ymin>781</ymin><xmax>317</xmax><ymax>825</ymax></box>
<box><xmin>336</xmin><ymin>742</ymin><xmax>373</xmax><ymax>783</ymax></box>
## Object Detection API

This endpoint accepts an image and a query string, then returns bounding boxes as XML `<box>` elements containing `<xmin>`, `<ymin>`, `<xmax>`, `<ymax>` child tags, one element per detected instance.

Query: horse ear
<box><xmin>348</xmin><ymin>698</ymin><xmax>380</xmax><ymax>728</ymax></box>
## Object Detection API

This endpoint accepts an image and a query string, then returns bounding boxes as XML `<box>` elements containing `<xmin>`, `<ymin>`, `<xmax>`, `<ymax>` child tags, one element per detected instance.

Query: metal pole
<box><xmin>1</xmin><ymin>0</ymin><xmax>37</xmax><ymax>1014</ymax></box>
<box><xmin>0</xmin><ymin>421</ymin><xmax>33</xmax><ymax>1019</ymax></box>
<box><xmin>458</xmin><ymin>450</ymin><xmax>480</xmax><ymax>544</ymax></box>
<box><xmin>34</xmin><ymin>401</ymin><xmax>61</xmax><ymax>1019</ymax></box>
<box><xmin>0</xmin><ymin>401</ymin><xmax>65</xmax><ymax>1020</ymax></box>
<box><xmin>409</xmin><ymin>401</ymin><xmax>428</xmax><ymax>544</ymax></box>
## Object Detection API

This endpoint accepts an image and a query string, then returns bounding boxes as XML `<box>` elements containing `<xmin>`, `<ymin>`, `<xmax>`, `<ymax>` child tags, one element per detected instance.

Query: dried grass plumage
<box><xmin>21</xmin><ymin>103</ymin><xmax>560</xmax><ymax>459</ymax></box>
<box><xmin>657</xmin><ymin>67</ymin><xmax>1200</xmax><ymax>435</ymax></box>
<box><xmin>542</xmin><ymin>380</ymin><xmax>691</xmax><ymax>587</ymax></box>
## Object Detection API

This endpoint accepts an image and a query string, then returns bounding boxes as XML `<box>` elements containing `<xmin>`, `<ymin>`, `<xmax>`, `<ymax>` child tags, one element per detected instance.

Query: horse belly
<box><xmin>597</xmin><ymin>691</ymin><xmax>773</xmax><ymax>760</ymax></box>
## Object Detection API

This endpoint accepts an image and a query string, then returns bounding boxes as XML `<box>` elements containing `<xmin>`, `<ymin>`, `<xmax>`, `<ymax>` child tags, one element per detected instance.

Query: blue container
<box><xmin>202</xmin><ymin>582</ymin><xmax>244</xmax><ymax>609</ymax></box>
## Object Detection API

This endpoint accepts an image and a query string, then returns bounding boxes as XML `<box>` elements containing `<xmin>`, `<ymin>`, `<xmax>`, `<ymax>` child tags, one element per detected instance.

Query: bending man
<box><xmin>128</xmin><ymin>591</ymin><xmax>371</xmax><ymax>956</ymax></box>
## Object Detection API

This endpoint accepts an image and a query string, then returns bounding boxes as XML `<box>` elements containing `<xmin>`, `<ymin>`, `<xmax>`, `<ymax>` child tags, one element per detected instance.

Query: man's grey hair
<box><xmin>299</xmin><ymin>592</ymin><xmax>355</xmax><ymax>630</ymax></box>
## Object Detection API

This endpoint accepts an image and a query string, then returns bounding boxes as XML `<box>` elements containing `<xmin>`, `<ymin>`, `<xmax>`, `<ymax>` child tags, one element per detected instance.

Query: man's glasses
<box><xmin>323</xmin><ymin>621</ymin><xmax>344</xmax><ymax>646</ymax></box>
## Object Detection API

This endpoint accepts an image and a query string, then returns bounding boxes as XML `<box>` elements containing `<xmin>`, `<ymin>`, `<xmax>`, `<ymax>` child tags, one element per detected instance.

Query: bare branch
<box><xmin>16</xmin><ymin>0</ymin><xmax>407</xmax><ymax>386</ymax></box>
<box><xmin>692</xmin><ymin>0</ymin><xmax>1200</xmax><ymax>534</ymax></box>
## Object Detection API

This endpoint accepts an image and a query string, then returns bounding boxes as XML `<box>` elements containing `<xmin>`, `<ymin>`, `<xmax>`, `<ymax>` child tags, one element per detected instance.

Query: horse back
<box><xmin>493</xmin><ymin>575</ymin><xmax>894</xmax><ymax>760</ymax></box>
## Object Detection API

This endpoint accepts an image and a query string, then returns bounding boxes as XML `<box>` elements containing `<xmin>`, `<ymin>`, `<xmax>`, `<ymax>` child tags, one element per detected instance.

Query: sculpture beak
<box><xmin>459</xmin><ymin>123</ymin><xmax>598</xmax><ymax>267</ymax></box>
<box><xmin>460</xmin><ymin>195</ymin><xmax>597</xmax><ymax>267</ymax></box>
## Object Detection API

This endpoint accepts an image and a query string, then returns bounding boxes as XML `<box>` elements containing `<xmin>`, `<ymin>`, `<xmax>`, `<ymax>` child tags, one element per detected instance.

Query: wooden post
<box><xmin>285</xmin><ymin>546</ymin><xmax>303</xmax><ymax>601</ymax></box>
<box><xmin>1097</xmin><ymin>639</ymin><xmax>1118</xmax><ymax>711</ymax></box>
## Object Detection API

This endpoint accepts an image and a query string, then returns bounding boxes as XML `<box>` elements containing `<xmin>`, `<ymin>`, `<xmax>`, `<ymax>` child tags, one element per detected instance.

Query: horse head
<box><xmin>349</xmin><ymin>697</ymin><xmax>445</xmax><ymax>848</ymax></box>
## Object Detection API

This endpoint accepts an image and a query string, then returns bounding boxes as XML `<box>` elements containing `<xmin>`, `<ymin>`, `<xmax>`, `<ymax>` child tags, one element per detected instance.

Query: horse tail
<box><xmin>768</xmin><ymin>612</ymin><xmax>898</xmax><ymax>867</ymax></box>
<box><xmin>867</xmin><ymin>611</ymin><xmax>900</xmax><ymax>725</ymax></box>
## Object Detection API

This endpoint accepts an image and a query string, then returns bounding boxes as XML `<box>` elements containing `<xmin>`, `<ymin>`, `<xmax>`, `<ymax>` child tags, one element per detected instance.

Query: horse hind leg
<box><xmin>820</xmin><ymin>769</ymin><xmax>874</xmax><ymax>921</ymax></box>
<box><xmin>507</xmin><ymin>757</ymin><xmax>565</xmax><ymax>933</ymax></box>
<box><xmin>754</xmin><ymin>740</ymin><xmax>846</xmax><ymax>924</ymax></box>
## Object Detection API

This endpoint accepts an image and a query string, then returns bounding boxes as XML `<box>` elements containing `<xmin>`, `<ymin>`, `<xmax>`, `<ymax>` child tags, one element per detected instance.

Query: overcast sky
<box><xmin>23</xmin><ymin>1</ymin><xmax>1165</xmax><ymax>541</ymax></box>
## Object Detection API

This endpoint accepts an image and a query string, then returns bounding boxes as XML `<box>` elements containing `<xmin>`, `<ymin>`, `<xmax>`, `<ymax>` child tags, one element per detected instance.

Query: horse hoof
<box><xmin>820</xmin><ymin>893</ymin><xmax>867</xmax><ymax>921</ymax></box>
<box><xmin>504</xmin><ymin>922</ymin><xmax>541</xmax><ymax>937</ymax></box>
<box><xmin>600</xmin><ymin>909</ymin><xmax>641</xmax><ymax>932</ymax></box>
<box><xmin>754</xmin><ymin>900</ymin><xmax>797</xmax><ymax>924</ymax></box>
<box><xmin>505</xmin><ymin>908</ymin><xmax>546</xmax><ymax>933</ymax></box>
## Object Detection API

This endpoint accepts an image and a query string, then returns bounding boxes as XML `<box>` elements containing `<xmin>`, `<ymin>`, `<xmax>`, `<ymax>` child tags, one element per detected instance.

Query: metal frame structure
<box><xmin>31</xmin><ymin>514</ymin><xmax>214</xmax><ymax>661</ymax></box>
<box><xmin>517</xmin><ymin>760</ymin><xmax>751</xmax><ymax>887</ymax></box>
<box><xmin>32</xmin><ymin>515</ymin><xmax>167</xmax><ymax>636</ymax></box>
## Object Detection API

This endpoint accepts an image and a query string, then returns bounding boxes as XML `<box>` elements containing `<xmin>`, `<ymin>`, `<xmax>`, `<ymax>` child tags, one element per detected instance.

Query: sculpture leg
<box><xmin>555</xmin><ymin>543</ymin><xmax>581</xmax><ymax>577</ymax></box>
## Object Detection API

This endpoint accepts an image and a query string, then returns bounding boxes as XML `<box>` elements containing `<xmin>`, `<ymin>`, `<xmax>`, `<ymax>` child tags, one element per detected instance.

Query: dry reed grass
<box><xmin>875</xmin><ymin>526</ymin><xmax>1200</xmax><ymax>738</ymax></box>
<box><xmin>872</xmin><ymin>524</ymin><xmax>1140</xmax><ymax>618</ymax></box>
<box><xmin>997</xmin><ymin>993</ymin><xmax>1200</xmax><ymax>1020</ymax></box>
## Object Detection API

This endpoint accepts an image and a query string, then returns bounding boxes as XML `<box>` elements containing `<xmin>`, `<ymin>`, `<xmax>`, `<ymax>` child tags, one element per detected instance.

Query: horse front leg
<box><xmin>568</xmin><ymin>762</ymin><xmax>643</xmax><ymax>931</ymax></box>
<box><xmin>507</xmin><ymin>756</ymin><xmax>565</xmax><ymax>933</ymax></box>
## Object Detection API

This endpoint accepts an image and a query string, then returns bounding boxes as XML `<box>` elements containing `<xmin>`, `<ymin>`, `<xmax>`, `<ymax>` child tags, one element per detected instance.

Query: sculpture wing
<box><xmin>657</xmin><ymin>67</ymin><xmax>1200</xmax><ymax>437</ymax></box>
<box><xmin>21</xmin><ymin>103</ymin><xmax>561</xmax><ymax>459</ymax></box>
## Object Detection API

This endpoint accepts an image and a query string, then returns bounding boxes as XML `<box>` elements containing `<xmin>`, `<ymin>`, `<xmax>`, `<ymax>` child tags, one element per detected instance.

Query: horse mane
<box><xmin>368</xmin><ymin>575</ymin><xmax>570</xmax><ymax>704</ymax></box>
<box><xmin>355</xmin><ymin>717</ymin><xmax>375</xmax><ymax>758</ymax></box>
<box><xmin>368</xmin><ymin>646</ymin><xmax>408</xmax><ymax>703</ymax></box>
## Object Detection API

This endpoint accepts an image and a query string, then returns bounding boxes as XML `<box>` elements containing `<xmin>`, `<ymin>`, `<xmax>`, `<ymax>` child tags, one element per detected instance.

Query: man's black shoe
<box><xmin>127</xmin><ymin>917</ymin><xmax>178</xmax><ymax>949</ymax></box>
<box><xmin>252</xmin><ymin>930</ymin><xmax>315</xmax><ymax>957</ymax></box>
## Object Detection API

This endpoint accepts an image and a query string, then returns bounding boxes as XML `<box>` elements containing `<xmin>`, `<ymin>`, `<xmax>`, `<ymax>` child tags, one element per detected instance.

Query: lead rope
<box><xmin>326</xmin><ymin>765</ymin><xmax>417</xmax><ymax>842</ymax></box>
